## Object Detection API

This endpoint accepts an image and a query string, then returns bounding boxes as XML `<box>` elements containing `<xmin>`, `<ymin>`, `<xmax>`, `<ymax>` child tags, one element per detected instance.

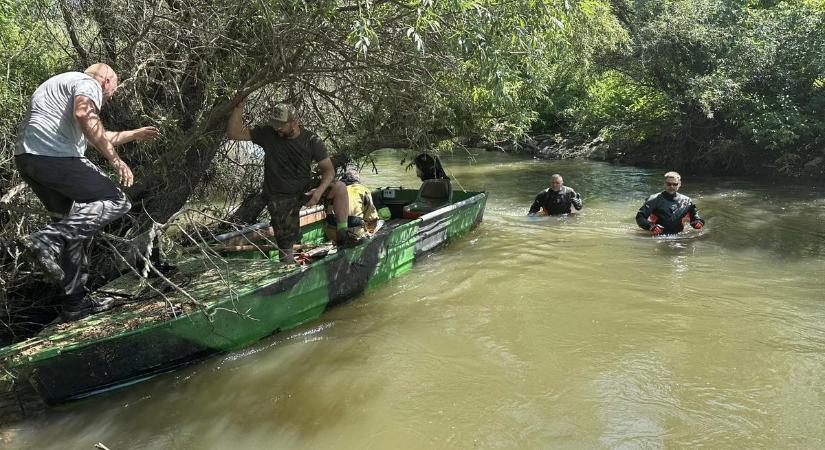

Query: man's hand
<box><xmin>132</xmin><ymin>126</ymin><xmax>160</xmax><ymax>141</ymax></box>
<box><xmin>226</xmin><ymin>97</ymin><xmax>252</xmax><ymax>141</ymax></box>
<box><xmin>572</xmin><ymin>192</ymin><xmax>583</xmax><ymax>210</ymax></box>
<box><xmin>109</xmin><ymin>157</ymin><xmax>134</xmax><ymax>187</ymax></box>
<box><xmin>305</xmin><ymin>188</ymin><xmax>322</xmax><ymax>207</ymax></box>
<box><xmin>650</xmin><ymin>224</ymin><xmax>664</xmax><ymax>235</ymax></box>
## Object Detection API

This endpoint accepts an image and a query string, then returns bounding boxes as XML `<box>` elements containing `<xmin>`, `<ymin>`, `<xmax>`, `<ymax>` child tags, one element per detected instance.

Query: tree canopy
<box><xmin>0</xmin><ymin>0</ymin><xmax>582</xmax><ymax>341</ymax></box>
<box><xmin>562</xmin><ymin>0</ymin><xmax>825</xmax><ymax>174</ymax></box>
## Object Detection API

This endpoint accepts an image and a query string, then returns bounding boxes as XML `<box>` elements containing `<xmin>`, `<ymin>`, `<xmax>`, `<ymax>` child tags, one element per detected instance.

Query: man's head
<box><xmin>664</xmin><ymin>171</ymin><xmax>681</xmax><ymax>194</ymax></box>
<box><xmin>341</xmin><ymin>168</ymin><xmax>361</xmax><ymax>186</ymax></box>
<box><xmin>84</xmin><ymin>63</ymin><xmax>118</xmax><ymax>105</ymax></box>
<box><xmin>270</xmin><ymin>103</ymin><xmax>299</xmax><ymax>139</ymax></box>
<box><xmin>549</xmin><ymin>174</ymin><xmax>564</xmax><ymax>192</ymax></box>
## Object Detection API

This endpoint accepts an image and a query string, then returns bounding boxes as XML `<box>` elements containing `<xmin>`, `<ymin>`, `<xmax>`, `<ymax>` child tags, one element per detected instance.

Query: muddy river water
<box><xmin>4</xmin><ymin>150</ymin><xmax>825</xmax><ymax>448</ymax></box>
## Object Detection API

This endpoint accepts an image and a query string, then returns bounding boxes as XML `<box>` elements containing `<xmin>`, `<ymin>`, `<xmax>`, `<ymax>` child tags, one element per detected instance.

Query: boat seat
<box><xmin>402</xmin><ymin>179</ymin><xmax>453</xmax><ymax>219</ymax></box>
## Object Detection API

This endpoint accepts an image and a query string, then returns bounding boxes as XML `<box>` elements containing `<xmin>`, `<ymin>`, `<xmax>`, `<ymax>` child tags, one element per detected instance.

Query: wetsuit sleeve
<box><xmin>571</xmin><ymin>190</ymin><xmax>583</xmax><ymax>210</ymax></box>
<box><xmin>528</xmin><ymin>193</ymin><xmax>543</xmax><ymax>215</ymax></box>
<box><xmin>636</xmin><ymin>197</ymin><xmax>655</xmax><ymax>230</ymax></box>
<box><xmin>688</xmin><ymin>202</ymin><xmax>704</xmax><ymax>226</ymax></box>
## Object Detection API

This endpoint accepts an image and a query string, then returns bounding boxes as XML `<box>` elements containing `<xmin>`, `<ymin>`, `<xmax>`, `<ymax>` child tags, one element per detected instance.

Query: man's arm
<box><xmin>105</xmin><ymin>127</ymin><xmax>159</xmax><ymax>146</ymax></box>
<box><xmin>527</xmin><ymin>193</ymin><xmax>543</xmax><ymax>215</ymax></box>
<box><xmin>688</xmin><ymin>202</ymin><xmax>705</xmax><ymax>228</ymax></box>
<box><xmin>226</xmin><ymin>99</ymin><xmax>252</xmax><ymax>141</ymax></box>
<box><xmin>635</xmin><ymin>197</ymin><xmax>657</xmax><ymax>230</ymax></box>
<box><xmin>570</xmin><ymin>190</ymin><xmax>583</xmax><ymax>211</ymax></box>
<box><xmin>307</xmin><ymin>157</ymin><xmax>335</xmax><ymax>206</ymax></box>
<box><xmin>74</xmin><ymin>95</ymin><xmax>133</xmax><ymax>187</ymax></box>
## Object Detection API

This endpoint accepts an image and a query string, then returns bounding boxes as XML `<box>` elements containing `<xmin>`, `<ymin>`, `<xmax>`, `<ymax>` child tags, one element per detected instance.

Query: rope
<box><xmin>442</xmin><ymin>164</ymin><xmax>467</xmax><ymax>193</ymax></box>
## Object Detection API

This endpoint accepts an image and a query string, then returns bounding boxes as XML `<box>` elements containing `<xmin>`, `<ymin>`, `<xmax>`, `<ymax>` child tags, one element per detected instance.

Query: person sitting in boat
<box><xmin>226</xmin><ymin>99</ymin><xmax>359</xmax><ymax>264</ymax></box>
<box><xmin>413</xmin><ymin>153</ymin><xmax>449</xmax><ymax>181</ymax></box>
<box><xmin>324</xmin><ymin>168</ymin><xmax>379</xmax><ymax>244</ymax></box>
<box><xmin>635</xmin><ymin>171</ymin><xmax>704</xmax><ymax>235</ymax></box>
<box><xmin>527</xmin><ymin>174</ymin><xmax>583</xmax><ymax>216</ymax></box>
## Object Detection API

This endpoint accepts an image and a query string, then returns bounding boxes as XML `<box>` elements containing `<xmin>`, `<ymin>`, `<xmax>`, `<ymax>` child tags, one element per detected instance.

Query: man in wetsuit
<box><xmin>527</xmin><ymin>174</ymin><xmax>583</xmax><ymax>216</ymax></box>
<box><xmin>636</xmin><ymin>171</ymin><xmax>704</xmax><ymax>235</ymax></box>
<box><xmin>226</xmin><ymin>100</ymin><xmax>354</xmax><ymax>263</ymax></box>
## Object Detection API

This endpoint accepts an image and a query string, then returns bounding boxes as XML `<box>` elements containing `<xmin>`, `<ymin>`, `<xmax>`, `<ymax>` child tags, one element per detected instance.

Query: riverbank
<box><xmin>485</xmin><ymin>133</ymin><xmax>825</xmax><ymax>180</ymax></box>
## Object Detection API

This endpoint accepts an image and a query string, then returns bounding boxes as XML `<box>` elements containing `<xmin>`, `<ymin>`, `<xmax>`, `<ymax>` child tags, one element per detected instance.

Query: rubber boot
<box><xmin>61</xmin><ymin>294</ymin><xmax>115</xmax><ymax>322</ymax></box>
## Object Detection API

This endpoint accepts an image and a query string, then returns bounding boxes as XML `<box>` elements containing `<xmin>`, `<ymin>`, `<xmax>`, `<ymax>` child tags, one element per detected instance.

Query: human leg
<box><xmin>267</xmin><ymin>195</ymin><xmax>303</xmax><ymax>263</ymax></box>
<box><xmin>45</xmin><ymin>193</ymin><xmax>131</xmax><ymax>295</ymax></box>
<box><xmin>58</xmin><ymin>232</ymin><xmax>90</xmax><ymax>299</ymax></box>
<box><xmin>325</xmin><ymin>181</ymin><xmax>349</xmax><ymax>230</ymax></box>
<box><xmin>16</xmin><ymin>156</ymin><xmax>130</xmax><ymax>319</ymax></box>
<box><xmin>33</xmin><ymin>158</ymin><xmax>130</xmax><ymax>294</ymax></box>
<box><xmin>322</xmin><ymin>181</ymin><xmax>366</xmax><ymax>247</ymax></box>
<box><xmin>16</xmin><ymin>155</ymin><xmax>72</xmax><ymax>280</ymax></box>
<box><xmin>16</xmin><ymin>156</ymin><xmax>73</xmax><ymax>217</ymax></box>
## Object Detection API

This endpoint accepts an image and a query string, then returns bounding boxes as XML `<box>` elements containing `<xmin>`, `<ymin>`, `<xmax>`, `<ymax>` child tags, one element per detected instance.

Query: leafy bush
<box><xmin>541</xmin><ymin>0</ymin><xmax>825</xmax><ymax>176</ymax></box>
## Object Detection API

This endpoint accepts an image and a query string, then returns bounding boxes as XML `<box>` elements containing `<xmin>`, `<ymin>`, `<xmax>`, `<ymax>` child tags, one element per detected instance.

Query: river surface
<box><xmin>4</xmin><ymin>150</ymin><xmax>825</xmax><ymax>449</ymax></box>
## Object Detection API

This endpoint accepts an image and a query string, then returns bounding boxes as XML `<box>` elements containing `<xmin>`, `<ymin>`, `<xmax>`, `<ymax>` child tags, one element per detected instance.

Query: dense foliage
<box><xmin>554</xmin><ymin>0</ymin><xmax>825</xmax><ymax>175</ymax></box>
<box><xmin>0</xmin><ymin>0</ymin><xmax>578</xmax><ymax>342</ymax></box>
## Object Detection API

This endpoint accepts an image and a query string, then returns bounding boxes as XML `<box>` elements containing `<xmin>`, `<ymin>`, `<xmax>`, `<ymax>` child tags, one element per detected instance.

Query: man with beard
<box><xmin>227</xmin><ymin>101</ymin><xmax>353</xmax><ymax>263</ymax></box>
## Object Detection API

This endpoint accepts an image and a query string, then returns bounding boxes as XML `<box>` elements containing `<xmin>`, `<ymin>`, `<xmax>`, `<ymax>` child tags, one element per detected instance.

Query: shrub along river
<box><xmin>3</xmin><ymin>150</ymin><xmax>825</xmax><ymax>448</ymax></box>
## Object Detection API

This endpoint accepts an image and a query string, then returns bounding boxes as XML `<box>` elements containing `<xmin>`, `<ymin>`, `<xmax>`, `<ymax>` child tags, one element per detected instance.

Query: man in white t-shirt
<box><xmin>15</xmin><ymin>63</ymin><xmax>159</xmax><ymax>321</ymax></box>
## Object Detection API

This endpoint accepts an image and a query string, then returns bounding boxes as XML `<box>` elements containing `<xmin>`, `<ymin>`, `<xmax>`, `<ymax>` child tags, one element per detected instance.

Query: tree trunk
<box><xmin>228</xmin><ymin>191</ymin><xmax>267</xmax><ymax>225</ymax></box>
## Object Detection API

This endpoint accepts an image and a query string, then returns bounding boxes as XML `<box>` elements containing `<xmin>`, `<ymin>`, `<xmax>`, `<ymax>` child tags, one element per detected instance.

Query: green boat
<box><xmin>0</xmin><ymin>184</ymin><xmax>486</xmax><ymax>404</ymax></box>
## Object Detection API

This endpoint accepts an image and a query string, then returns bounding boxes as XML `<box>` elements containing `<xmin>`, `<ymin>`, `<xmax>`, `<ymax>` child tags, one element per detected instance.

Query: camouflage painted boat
<box><xmin>0</xmin><ymin>186</ymin><xmax>486</xmax><ymax>404</ymax></box>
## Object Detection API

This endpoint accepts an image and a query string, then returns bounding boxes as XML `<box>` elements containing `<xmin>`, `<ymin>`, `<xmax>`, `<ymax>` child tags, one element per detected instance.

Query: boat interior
<box><xmin>212</xmin><ymin>183</ymin><xmax>458</xmax><ymax>260</ymax></box>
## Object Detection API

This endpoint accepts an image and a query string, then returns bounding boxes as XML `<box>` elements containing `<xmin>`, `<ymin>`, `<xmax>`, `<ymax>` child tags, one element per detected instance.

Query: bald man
<box><xmin>528</xmin><ymin>174</ymin><xmax>583</xmax><ymax>216</ymax></box>
<box><xmin>15</xmin><ymin>63</ymin><xmax>159</xmax><ymax>321</ymax></box>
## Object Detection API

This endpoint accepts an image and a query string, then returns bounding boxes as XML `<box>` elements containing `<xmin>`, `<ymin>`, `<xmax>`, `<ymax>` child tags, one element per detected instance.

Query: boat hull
<box><xmin>6</xmin><ymin>190</ymin><xmax>487</xmax><ymax>403</ymax></box>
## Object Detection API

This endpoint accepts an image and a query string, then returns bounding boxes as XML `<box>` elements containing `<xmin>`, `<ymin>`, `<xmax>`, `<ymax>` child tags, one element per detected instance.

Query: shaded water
<box><xmin>4</xmin><ymin>150</ymin><xmax>825</xmax><ymax>449</ymax></box>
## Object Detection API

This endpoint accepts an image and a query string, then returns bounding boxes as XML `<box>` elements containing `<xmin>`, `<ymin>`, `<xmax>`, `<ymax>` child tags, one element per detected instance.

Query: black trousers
<box><xmin>15</xmin><ymin>154</ymin><xmax>131</xmax><ymax>298</ymax></box>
